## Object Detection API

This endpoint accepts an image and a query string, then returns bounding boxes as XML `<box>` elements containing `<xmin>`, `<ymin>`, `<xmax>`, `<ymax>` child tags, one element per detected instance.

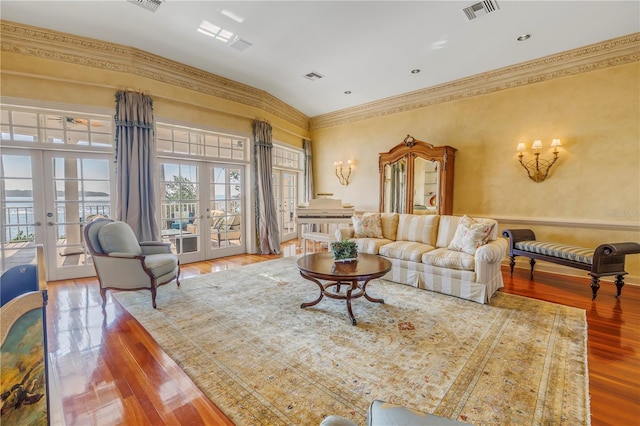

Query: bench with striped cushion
<box><xmin>503</xmin><ymin>229</ymin><xmax>640</xmax><ymax>300</ymax></box>
<box><xmin>514</xmin><ymin>241</ymin><xmax>594</xmax><ymax>265</ymax></box>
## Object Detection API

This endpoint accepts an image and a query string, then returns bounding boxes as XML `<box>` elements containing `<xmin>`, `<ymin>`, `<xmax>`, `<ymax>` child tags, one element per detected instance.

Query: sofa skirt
<box><xmin>381</xmin><ymin>258</ymin><xmax>503</xmax><ymax>304</ymax></box>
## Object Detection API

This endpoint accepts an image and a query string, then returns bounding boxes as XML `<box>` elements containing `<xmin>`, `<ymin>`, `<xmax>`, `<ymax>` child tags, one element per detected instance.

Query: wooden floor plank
<box><xmin>45</xmin><ymin>240</ymin><xmax>639</xmax><ymax>425</ymax></box>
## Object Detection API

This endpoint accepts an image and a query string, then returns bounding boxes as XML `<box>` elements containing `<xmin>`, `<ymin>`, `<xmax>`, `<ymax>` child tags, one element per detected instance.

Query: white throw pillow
<box><xmin>447</xmin><ymin>215</ymin><xmax>494</xmax><ymax>255</ymax></box>
<box><xmin>352</xmin><ymin>213</ymin><xmax>383</xmax><ymax>238</ymax></box>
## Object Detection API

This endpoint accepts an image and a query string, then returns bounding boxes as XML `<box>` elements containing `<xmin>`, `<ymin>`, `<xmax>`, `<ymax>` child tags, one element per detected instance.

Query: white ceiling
<box><xmin>1</xmin><ymin>1</ymin><xmax>639</xmax><ymax>117</ymax></box>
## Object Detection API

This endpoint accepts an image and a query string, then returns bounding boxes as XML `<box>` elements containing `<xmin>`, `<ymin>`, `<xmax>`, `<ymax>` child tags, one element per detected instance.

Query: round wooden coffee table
<box><xmin>297</xmin><ymin>252</ymin><xmax>392</xmax><ymax>325</ymax></box>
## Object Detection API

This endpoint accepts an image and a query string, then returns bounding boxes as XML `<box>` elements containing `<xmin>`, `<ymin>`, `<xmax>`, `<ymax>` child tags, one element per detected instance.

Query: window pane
<box><xmin>12</xmin><ymin>127</ymin><xmax>38</xmax><ymax>142</ymax></box>
<box><xmin>43</xmin><ymin>114</ymin><xmax>64</xmax><ymax>129</ymax></box>
<box><xmin>205</xmin><ymin>134</ymin><xmax>218</xmax><ymax>147</ymax></box>
<box><xmin>174</xmin><ymin>142</ymin><xmax>189</xmax><ymax>154</ymax></box>
<box><xmin>65</xmin><ymin>117</ymin><xmax>89</xmax><ymax>130</ymax></box>
<box><xmin>91</xmin><ymin>132</ymin><xmax>112</xmax><ymax>147</ymax></box>
<box><xmin>12</xmin><ymin>111</ymin><xmax>38</xmax><ymax>127</ymax></box>
<box><xmin>44</xmin><ymin>129</ymin><xmax>64</xmax><ymax>144</ymax></box>
<box><xmin>157</xmin><ymin>139</ymin><xmax>172</xmax><ymax>152</ymax></box>
<box><xmin>157</xmin><ymin>126</ymin><xmax>172</xmax><ymax>139</ymax></box>
<box><xmin>205</xmin><ymin>146</ymin><xmax>219</xmax><ymax>157</ymax></box>
<box><xmin>174</xmin><ymin>130</ymin><xmax>189</xmax><ymax>142</ymax></box>
<box><xmin>90</xmin><ymin>119</ymin><xmax>112</xmax><ymax>132</ymax></box>
<box><xmin>67</xmin><ymin>130</ymin><xmax>90</xmax><ymax>145</ymax></box>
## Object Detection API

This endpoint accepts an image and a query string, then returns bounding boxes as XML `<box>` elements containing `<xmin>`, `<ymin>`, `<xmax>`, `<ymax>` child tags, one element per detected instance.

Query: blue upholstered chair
<box><xmin>0</xmin><ymin>264</ymin><xmax>39</xmax><ymax>307</ymax></box>
<box><xmin>0</xmin><ymin>244</ymin><xmax>46</xmax><ymax>307</ymax></box>
<box><xmin>84</xmin><ymin>218</ymin><xmax>180</xmax><ymax>308</ymax></box>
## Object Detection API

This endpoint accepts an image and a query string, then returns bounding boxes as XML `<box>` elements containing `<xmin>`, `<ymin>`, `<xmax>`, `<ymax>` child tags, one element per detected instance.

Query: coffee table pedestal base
<box><xmin>299</xmin><ymin>272</ymin><xmax>384</xmax><ymax>325</ymax></box>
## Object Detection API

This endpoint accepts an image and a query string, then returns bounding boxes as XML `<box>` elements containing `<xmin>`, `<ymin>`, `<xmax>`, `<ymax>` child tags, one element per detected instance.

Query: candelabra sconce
<box><xmin>516</xmin><ymin>139</ymin><xmax>561</xmax><ymax>183</ymax></box>
<box><xmin>334</xmin><ymin>160</ymin><xmax>353</xmax><ymax>185</ymax></box>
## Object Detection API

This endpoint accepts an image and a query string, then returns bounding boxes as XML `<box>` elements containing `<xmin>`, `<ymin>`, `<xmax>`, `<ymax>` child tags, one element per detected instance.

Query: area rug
<box><xmin>113</xmin><ymin>256</ymin><xmax>590</xmax><ymax>425</ymax></box>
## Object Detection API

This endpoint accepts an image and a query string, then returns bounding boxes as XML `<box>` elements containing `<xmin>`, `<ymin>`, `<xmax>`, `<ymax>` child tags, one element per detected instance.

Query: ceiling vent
<box><xmin>303</xmin><ymin>71</ymin><xmax>324</xmax><ymax>81</ymax></box>
<box><xmin>230</xmin><ymin>37</ymin><xmax>252</xmax><ymax>52</ymax></box>
<box><xmin>463</xmin><ymin>0</ymin><xmax>499</xmax><ymax>20</ymax></box>
<box><xmin>127</xmin><ymin>0</ymin><xmax>163</xmax><ymax>12</ymax></box>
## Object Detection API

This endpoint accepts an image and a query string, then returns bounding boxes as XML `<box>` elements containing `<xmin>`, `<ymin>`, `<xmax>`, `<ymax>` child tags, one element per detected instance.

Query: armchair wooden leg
<box><xmin>151</xmin><ymin>286</ymin><xmax>157</xmax><ymax>309</ymax></box>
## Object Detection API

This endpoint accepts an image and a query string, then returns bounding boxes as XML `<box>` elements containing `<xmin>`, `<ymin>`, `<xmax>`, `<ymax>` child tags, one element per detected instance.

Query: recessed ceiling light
<box><xmin>344</xmin><ymin>91</ymin><xmax>352</xmax><ymax>95</ymax></box>
<box><xmin>411</xmin><ymin>69</ymin><xmax>421</xmax><ymax>74</ymax></box>
<box><xmin>517</xmin><ymin>34</ymin><xmax>531</xmax><ymax>41</ymax></box>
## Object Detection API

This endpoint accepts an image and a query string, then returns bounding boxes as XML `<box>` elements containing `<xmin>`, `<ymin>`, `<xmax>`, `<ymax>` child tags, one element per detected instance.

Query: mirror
<box><xmin>379</xmin><ymin>135</ymin><xmax>457</xmax><ymax>215</ymax></box>
<box><xmin>382</xmin><ymin>158</ymin><xmax>407</xmax><ymax>213</ymax></box>
<box><xmin>412</xmin><ymin>157</ymin><xmax>439</xmax><ymax>213</ymax></box>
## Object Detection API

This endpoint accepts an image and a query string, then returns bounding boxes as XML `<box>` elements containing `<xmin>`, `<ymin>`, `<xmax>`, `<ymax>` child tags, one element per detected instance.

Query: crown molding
<box><xmin>0</xmin><ymin>20</ymin><xmax>309</xmax><ymax>130</ymax></box>
<box><xmin>2</xmin><ymin>21</ymin><xmax>638</xmax><ymax>133</ymax></box>
<box><xmin>310</xmin><ymin>33</ymin><xmax>640</xmax><ymax>130</ymax></box>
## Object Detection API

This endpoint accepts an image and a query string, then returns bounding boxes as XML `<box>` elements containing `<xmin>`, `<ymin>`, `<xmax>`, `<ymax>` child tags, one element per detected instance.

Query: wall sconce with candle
<box><xmin>334</xmin><ymin>160</ymin><xmax>353</xmax><ymax>185</ymax></box>
<box><xmin>516</xmin><ymin>139</ymin><xmax>561</xmax><ymax>183</ymax></box>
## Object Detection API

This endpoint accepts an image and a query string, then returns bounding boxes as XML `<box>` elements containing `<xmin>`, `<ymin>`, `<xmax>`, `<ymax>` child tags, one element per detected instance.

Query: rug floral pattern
<box><xmin>114</xmin><ymin>256</ymin><xmax>589</xmax><ymax>425</ymax></box>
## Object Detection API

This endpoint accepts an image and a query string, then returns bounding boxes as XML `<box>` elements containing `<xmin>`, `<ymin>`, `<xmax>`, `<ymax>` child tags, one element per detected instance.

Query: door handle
<box><xmin>47</xmin><ymin>222</ymin><xmax>55</xmax><ymax>226</ymax></box>
<box><xmin>34</xmin><ymin>222</ymin><xmax>42</xmax><ymax>226</ymax></box>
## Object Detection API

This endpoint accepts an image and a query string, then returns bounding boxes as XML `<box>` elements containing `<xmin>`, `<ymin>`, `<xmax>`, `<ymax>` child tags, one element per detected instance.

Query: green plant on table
<box><xmin>330</xmin><ymin>239</ymin><xmax>358</xmax><ymax>261</ymax></box>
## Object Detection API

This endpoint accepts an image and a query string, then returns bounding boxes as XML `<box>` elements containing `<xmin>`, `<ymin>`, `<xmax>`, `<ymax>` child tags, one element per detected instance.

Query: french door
<box><xmin>1</xmin><ymin>149</ymin><xmax>113</xmax><ymax>280</ymax></box>
<box><xmin>158</xmin><ymin>160</ymin><xmax>245</xmax><ymax>262</ymax></box>
<box><xmin>273</xmin><ymin>170</ymin><xmax>298</xmax><ymax>242</ymax></box>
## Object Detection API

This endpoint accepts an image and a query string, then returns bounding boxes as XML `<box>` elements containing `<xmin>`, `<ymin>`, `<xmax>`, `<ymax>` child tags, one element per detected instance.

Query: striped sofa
<box><xmin>336</xmin><ymin>214</ymin><xmax>507</xmax><ymax>304</ymax></box>
<box><xmin>503</xmin><ymin>228</ymin><xmax>640</xmax><ymax>300</ymax></box>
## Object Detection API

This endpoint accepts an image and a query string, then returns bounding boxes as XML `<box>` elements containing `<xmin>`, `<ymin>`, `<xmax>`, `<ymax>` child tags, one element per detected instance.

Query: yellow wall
<box><xmin>311</xmin><ymin>62</ymin><xmax>640</xmax><ymax>282</ymax></box>
<box><xmin>0</xmin><ymin>52</ymin><xmax>308</xmax><ymax>147</ymax></box>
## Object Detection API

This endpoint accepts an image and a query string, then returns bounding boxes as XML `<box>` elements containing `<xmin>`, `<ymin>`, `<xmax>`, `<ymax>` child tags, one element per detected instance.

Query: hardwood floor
<box><xmin>44</xmin><ymin>241</ymin><xmax>639</xmax><ymax>425</ymax></box>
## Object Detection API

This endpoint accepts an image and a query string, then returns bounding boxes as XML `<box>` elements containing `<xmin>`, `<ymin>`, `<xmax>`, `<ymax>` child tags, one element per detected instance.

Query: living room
<box><xmin>1</xmin><ymin>1</ymin><xmax>639</xmax><ymax>425</ymax></box>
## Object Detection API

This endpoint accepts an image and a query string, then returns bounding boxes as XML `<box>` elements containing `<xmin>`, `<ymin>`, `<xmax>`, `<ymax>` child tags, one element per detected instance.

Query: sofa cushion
<box><xmin>98</xmin><ymin>221</ymin><xmax>142</xmax><ymax>255</ymax></box>
<box><xmin>396</xmin><ymin>214</ymin><xmax>439</xmax><ymax>245</ymax></box>
<box><xmin>380</xmin><ymin>213</ymin><xmax>399</xmax><ymax>240</ymax></box>
<box><xmin>380</xmin><ymin>241</ymin><xmax>436</xmax><ymax>262</ymax></box>
<box><xmin>353</xmin><ymin>213</ymin><xmax>383</xmax><ymax>238</ymax></box>
<box><xmin>143</xmin><ymin>253</ymin><xmax>179</xmax><ymax>277</ymax></box>
<box><xmin>422</xmin><ymin>248</ymin><xmax>475</xmax><ymax>271</ymax></box>
<box><xmin>352</xmin><ymin>238</ymin><xmax>394</xmax><ymax>255</ymax></box>
<box><xmin>447</xmin><ymin>215</ymin><xmax>495</xmax><ymax>255</ymax></box>
<box><xmin>436</xmin><ymin>215</ymin><xmax>498</xmax><ymax>248</ymax></box>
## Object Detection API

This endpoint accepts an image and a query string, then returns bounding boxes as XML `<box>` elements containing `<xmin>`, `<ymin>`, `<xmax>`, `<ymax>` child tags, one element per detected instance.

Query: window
<box><xmin>156</xmin><ymin>124</ymin><xmax>247</xmax><ymax>161</ymax></box>
<box><xmin>1</xmin><ymin>107</ymin><xmax>112</xmax><ymax>147</ymax></box>
<box><xmin>272</xmin><ymin>144</ymin><xmax>302</xmax><ymax>170</ymax></box>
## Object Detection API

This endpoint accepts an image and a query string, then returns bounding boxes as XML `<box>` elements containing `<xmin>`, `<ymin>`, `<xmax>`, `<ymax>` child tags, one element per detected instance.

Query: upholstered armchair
<box><xmin>84</xmin><ymin>218</ymin><xmax>180</xmax><ymax>308</ymax></box>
